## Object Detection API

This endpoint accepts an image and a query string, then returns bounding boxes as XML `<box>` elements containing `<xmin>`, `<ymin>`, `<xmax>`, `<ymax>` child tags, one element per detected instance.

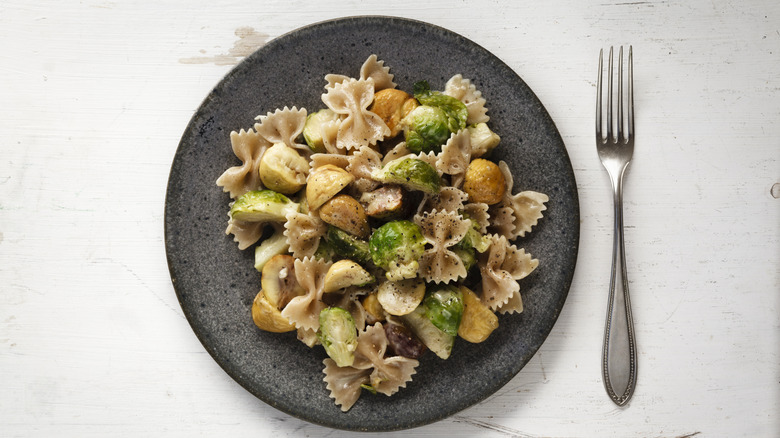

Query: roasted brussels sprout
<box><xmin>372</xmin><ymin>157</ymin><xmax>441</xmax><ymax>195</ymax></box>
<box><xmin>424</xmin><ymin>284</ymin><xmax>464</xmax><ymax>337</ymax></box>
<box><xmin>462</xmin><ymin>158</ymin><xmax>506</xmax><ymax>205</ymax></box>
<box><xmin>467</xmin><ymin>122</ymin><xmax>501</xmax><ymax>157</ymax></box>
<box><xmin>319</xmin><ymin>194</ymin><xmax>370</xmax><ymax>238</ymax></box>
<box><xmin>317</xmin><ymin>307</ymin><xmax>358</xmax><ymax>367</ymax></box>
<box><xmin>258</xmin><ymin>143</ymin><xmax>310</xmax><ymax>194</ymax></box>
<box><xmin>401</xmin><ymin>105</ymin><xmax>451</xmax><ymax>154</ymax></box>
<box><xmin>323</xmin><ymin>259</ymin><xmax>375</xmax><ymax>293</ymax></box>
<box><xmin>325</xmin><ymin>226</ymin><xmax>371</xmax><ymax>264</ymax></box>
<box><xmin>399</xmin><ymin>304</ymin><xmax>454</xmax><ymax>359</ymax></box>
<box><xmin>229</xmin><ymin>190</ymin><xmax>299</xmax><ymax>222</ymax></box>
<box><xmin>384</xmin><ymin>322</ymin><xmax>427</xmax><ymax>359</ymax></box>
<box><xmin>412</xmin><ymin>80</ymin><xmax>468</xmax><ymax>134</ymax></box>
<box><xmin>253</xmin><ymin>229</ymin><xmax>290</xmax><ymax>272</ymax></box>
<box><xmin>368</xmin><ymin>220</ymin><xmax>426</xmax><ymax>281</ymax></box>
<box><xmin>303</xmin><ymin>109</ymin><xmax>339</xmax><ymax>152</ymax></box>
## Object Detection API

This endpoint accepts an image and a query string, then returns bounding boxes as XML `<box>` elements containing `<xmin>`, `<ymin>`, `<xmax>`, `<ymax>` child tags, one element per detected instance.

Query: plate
<box><xmin>165</xmin><ymin>16</ymin><xmax>579</xmax><ymax>431</ymax></box>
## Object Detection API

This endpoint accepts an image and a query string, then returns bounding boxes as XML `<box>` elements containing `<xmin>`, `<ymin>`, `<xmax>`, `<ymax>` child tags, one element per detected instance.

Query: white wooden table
<box><xmin>2</xmin><ymin>1</ymin><xmax>778</xmax><ymax>436</ymax></box>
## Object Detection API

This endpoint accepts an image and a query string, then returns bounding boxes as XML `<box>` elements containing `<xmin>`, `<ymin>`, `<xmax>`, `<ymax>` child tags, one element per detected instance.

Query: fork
<box><xmin>596</xmin><ymin>46</ymin><xmax>637</xmax><ymax>406</ymax></box>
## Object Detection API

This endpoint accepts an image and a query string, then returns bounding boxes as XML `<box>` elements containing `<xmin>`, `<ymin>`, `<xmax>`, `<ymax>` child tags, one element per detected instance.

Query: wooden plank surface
<box><xmin>1</xmin><ymin>0</ymin><xmax>778</xmax><ymax>436</ymax></box>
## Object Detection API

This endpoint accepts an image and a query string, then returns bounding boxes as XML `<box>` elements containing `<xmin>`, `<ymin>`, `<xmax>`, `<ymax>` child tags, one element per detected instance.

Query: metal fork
<box><xmin>596</xmin><ymin>46</ymin><xmax>637</xmax><ymax>406</ymax></box>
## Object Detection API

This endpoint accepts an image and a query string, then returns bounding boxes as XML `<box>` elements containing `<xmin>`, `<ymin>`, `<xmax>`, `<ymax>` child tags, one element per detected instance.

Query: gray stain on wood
<box><xmin>180</xmin><ymin>27</ymin><xmax>269</xmax><ymax>66</ymax></box>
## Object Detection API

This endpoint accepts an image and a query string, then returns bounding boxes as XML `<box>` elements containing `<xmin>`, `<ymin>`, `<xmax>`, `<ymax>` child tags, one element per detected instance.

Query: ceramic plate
<box><xmin>165</xmin><ymin>16</ymin><xmax>579</xmax><ymax>431</ymax></box>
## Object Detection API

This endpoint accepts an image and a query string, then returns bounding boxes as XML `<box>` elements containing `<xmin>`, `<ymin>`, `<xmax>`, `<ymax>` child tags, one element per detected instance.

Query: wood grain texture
<box><xmin>1</xmin><ymin>0</ymin><xmax>778</xmax><ymax>436</ymax></box>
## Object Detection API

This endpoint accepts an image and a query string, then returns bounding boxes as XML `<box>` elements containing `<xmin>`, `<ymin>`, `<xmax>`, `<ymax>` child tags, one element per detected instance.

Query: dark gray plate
<box><xmin>165</xmin><ymin>16</ymin><xmax>579</xmax><ymax>432</ymax></box>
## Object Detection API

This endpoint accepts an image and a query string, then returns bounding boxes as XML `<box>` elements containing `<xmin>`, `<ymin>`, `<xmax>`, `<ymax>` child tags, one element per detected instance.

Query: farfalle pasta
<box><xmin>216</xmin><ymin>55</ymin><xmax>548</xmax><ymax>411</ymax></box>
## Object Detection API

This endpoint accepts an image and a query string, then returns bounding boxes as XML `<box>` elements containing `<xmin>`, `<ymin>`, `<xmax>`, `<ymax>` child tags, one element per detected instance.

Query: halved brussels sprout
<box><xmin>306</xmin><ymin>164</ymin><xmax>354</xmax><ymax>211</ymax></box>
<box><xmin>253</xmin><ymin>229</ymin><xmax>290</xmax><ymax>272</ymax></box>
<box><xmin>252</xmin><ymin>291</ymin><xmax>296</xmax><ymax>333</ymax></box>
<box><xmin>372</xmin><ymin>157</ymin><xmax>440</xmax><ymax>195</ymax></box>
<box><xmin>401</xmin><ymin>105</ymin><xmax>451</xmax><ymax>154</ymax></box>
<box><xmin>399</xmin><ymin>304</ymin><xmax>454</xmax><ymax>359</ymax></box>
<box><xmin>467</xmin><ymin>122</ymin><xmax>501</xmax><ymax>158</ymax></box>
<box><xmin>377</xmin><ymin>278</ymin><xmax>425</xmax><ymax>316</ymax></box>
<box><xmin>318</xmin><ymin>194</ymin><xmax>370</xmax><ymax>238</ymax></box>
<box><xmin>325</xmin><ymin>226</ymin><xmax>371</xmax><ymax>264</ymax></box>
<box><xmin>303</xmin><ymin>109</ymin><xmax>339</xmax><ymax>152</ymax></box>
<box><xmin>258</xmin><ymin>143</ymin><xmax>310</xmax><ymax>194</ymax></box>
<box><xmin>412</xmin><ymin>80</ymin><xmax>468</xmax><ymax>134</ymax></box>
<box><xmin>462</xmin><ymin>158</ymin><xmax>506</xmax><ymax>205</ymax></box>
<box><xmin>458</xmin><ymin>286</ymin><xmax>498</xmax><ymax>343</ymax></box>
<box><xmin>368</xmin><ymin>220</ymin><xmax>426</xmax><ymax>281</ymax></box>
<box><xmin>323</xmin><ymin>259</ymin><xmax>375</xmax><ymax>293</ymax></box>
<box><xmin>317</xmin><ymin>307</ymin><xmax>358</xmax><ymax>367</ymax></box>
<box><xmin>229</xmin><ymin>190</ymin><xmax>299</xmax><ymax>222</ymax></box>
<box><xmin>424</xmin><ymin>284</ymin><xmax>464</xmax><ymax>337</ymax></box>
<box><xmin>451</xmin><ymin>246</ymin><xmax>476</xmax><ymax>271</ymax></box>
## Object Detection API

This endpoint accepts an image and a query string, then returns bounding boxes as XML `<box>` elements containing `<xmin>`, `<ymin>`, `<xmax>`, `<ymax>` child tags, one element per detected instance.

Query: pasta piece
<box><xmin>444</xmin><ymin>74</ymin><xmax>489</xmax><ymax>124</ymax></box>
<box><xmin>421</xmin><ymin>186</ymin><xmax>468</xmax><ymax>213</ymax></box>
<box><xmin>347</xmin><ymin>146</ymin><xmax>382</xmax><ymax>193</ymax></box>
<box><xmin>280</xmin><ymin>257</ymin><xmax>332</xmax><ymax>331</ymax></box>
<box><xmin>323</xmin><ymin>358</ymin><xmax>371</xmax><ymax>412</ymax></box>
<box><xmin>359</xmin><ymin>54</ymin><xmax>396</xmax><ymax>91</ymax></box>
<box><xmin>325</xmin><ymin>286</ymin><xmax>370</xmax><ymax>331</ymax></box>
<box><xmin>297</xmin><ymin>327</ymin><xmax>319</xmax><ymax>347</ymax></box>
<box><xmin>382</xmin><ymin>142</ymin><xmax>412</xmax><ymax>165</ymax></box>
<box><xmin>437</xmin><ymin>130</ymin><xmax>471</xmax><ymax>187</ymax></box>
<box><xmin>324</xmin><ymin>73</ymin><xmax>350</xmax><ymax>89</ymax></box>
<box><xmin>321</xmin><ymin>78</ymin><xmax>390</xmax><ymax>150</ymax></box>
<box><xmin>310</xmin><ymin>152</ymin><xmax>350</xmax><ymax>170</ymax></box>
<box><xmin>463</xmin><ymin>202</ymin><xmax>490</xmax><ymax>234</ymax></box>
<box><xmin>414</xmin><ymin>209</ymin><xmax>471</xmax><ymax>283</ymax></box>
<box><xmin>283</xmin><ymin>211</ymin><xmax>327</xmax><ymax>259</ymax></box>
<box><xmin>216</xmin><ymin>129</ymin><xmax>271</xmax><ymax>199</ymax></box>
<box><xmin>478</xmin><ymin>234</ymin><xmax>538</xmax><ymax>311</ymax></box>
<box><xmin>253</xmin><ymin>106</ymin><xmax>309</xmax><ymax>153</ymax></box>
<box><xmin>224</xmin><ymin>216</ymin><xmax>265</xmax><ymax>250</ymax></box>
<box><xmin>489</xmin><ymin>161</ymin><xmax>549</xmax><ymax>239</ymax></box>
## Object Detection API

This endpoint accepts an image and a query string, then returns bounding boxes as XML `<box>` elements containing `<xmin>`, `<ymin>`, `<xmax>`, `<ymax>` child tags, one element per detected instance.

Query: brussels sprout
<box><xmin>399</xmin><ymin>304</ymin><xmax>454</xmax><ymax>359</ymax></box>
<box><xmin>325</xmin><ymin>226</ymin><xmax>371</xmax><ymax>264</ymax></box>
<box><xmin>456</xmin><ymin>221</ymin><xmax>492</xmax><ymax>254</ymax></box>
<box><xmin>402</xmin><ymin>105</ymin><xmax>452</xmax><ymax>153</ymax></box>
<box><xmin>372</xmin><ymin>157</ymin><xmax>441</xmax><ymax>195</ymax></box>
<box><xmin>253</xmin><ymin>230</ymin><xmax>290</xmax><ymax>272</ymax></box>
<box><xmin>303</xmin><ymin>109</ymin><xmax>339</xmax><ymax>152</ymax></box>
<box><xmin>451</xmin><ymin>246</ymin><xmax>476</xmax><ymax>271</ymax></box>
<box><xmin>317</xmin><ymin>307</ymin><xmax>358</xmax><ymax>367</ymax></box>
<box><xmin>424</xmin><ymin>285</ymin><xmax>464</xmax><ymax>337</ymax></box>
<box><xmin>369</xmin><ymin>220</ymin><xmax>426</xmax><ymax>281</ymax></box>
<box><xmin>229</xmin><ymin>190</ymin><xmax>299</xmax><ymax>222</ymax></box>
<box><xmin>412</xmin><ymin>80</ymin><xmax>468</xmax><ymax>134</ymax></box>
<box><xmin>467</xmin><ymin>122</ymin><xmax>501</xmax><ymax>158</ymax></box>
<box><xmin>258</xmin><ymin>143</ymin><xmax>310</xmax><ymax>194</ymax></box>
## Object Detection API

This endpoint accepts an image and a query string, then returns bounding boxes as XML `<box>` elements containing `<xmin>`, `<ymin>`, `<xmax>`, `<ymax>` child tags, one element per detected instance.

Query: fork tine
<box><xmin>596</xmin><ymin>48</ymin><xmax>603</xmax><ymax>141</ymax></box>
<box><xmin>607</xmin><ymin>46</ymin><xmax>614</xmax><ymax>142</ymax></box>
<box><xmin>617</xmin><ymin>46</ymin><xmax>624</xmax><ymax>143</ymax></box>
<box><xmin>628</xmin><ymin>45</ymin><xmax>634</xmax><ymax>140</ymax></box>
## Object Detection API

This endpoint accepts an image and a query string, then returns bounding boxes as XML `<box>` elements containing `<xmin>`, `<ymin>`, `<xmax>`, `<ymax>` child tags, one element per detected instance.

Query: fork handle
<box><xmin>602</xmin><ymin>175</ymin><xmax>637</xmax><ymax>406</ymax></box>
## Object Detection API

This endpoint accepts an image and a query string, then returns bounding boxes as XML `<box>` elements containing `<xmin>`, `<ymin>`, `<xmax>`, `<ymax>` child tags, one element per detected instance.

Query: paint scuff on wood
<box><xmin>180</xmin><ymin>26</ymin><xmax>269</xmax><ymax>65</ymax></box>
